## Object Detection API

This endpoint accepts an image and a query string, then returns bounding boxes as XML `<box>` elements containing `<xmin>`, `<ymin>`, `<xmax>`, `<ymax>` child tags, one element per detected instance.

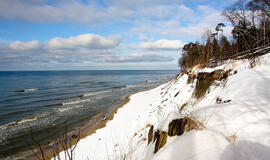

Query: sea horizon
<box><xmin>0</xmin><ymin>69</ymin><xmax>179</xmax><ymax>72</ymax></box>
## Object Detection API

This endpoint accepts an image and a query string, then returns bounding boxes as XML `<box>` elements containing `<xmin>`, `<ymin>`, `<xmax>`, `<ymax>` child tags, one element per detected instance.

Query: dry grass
<box><xmin>193</xmin><ymin>70</ymin><xmax>231</xmax><ymax>99</ymax></box>
<box><xmin>197</xmin><ymin>64</ymin><xmax>207</xmax><ymax>69</ymax></box>
<box><xmin>194</xmin><ymin>78</ymin><xmax>214</xmax><ymax>99</ymax></box>
<box><xmin>226</xmin><ymin>133</ymin><xmax>237</xmax><ymax>143</ymax></box>
<box><xmin>183</xmin><ymin>117</ymin><xmax>205</xmax><ymax>131</ymax></box>
<box><xmin>249</xmin><ymin>56</ymin><xmax>262</xmax><ymax>68</ymax></box>
<box><xmin>180</xmin><ymin>103</ymin><xmax>187</xmax><ymax>112</ymax></box>
<box><xmin>187</xmin><ymin>74</ymin><xmax>196</xmax><ymax>84</ymax></box>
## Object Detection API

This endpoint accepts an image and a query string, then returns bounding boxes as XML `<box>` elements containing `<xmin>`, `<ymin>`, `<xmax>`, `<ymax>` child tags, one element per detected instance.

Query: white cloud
<box><xmin>131</xmin><ymin>5</ymin><xmax>226</xmax><ymax>39</ymax></box>
<box><xmin>7</xmin><ymin>34</ymin><xmax>121</xmax><ymax>51</ymax></box>
<box><xmin>47</xmin><ymin>34</ymin><xmax>121</xmax><ymax>50</ymax></box>
<box><xmin>0</xmin><ymin>0</ymin><xmax>237</xmax><ymax>70</ymax></box>
<box><xmin>0</xmin><ymin>0</ymin><xmax>221</xmax><ymax>26</ymax></box>
<box><xmin>9</xmin><ymin>40</ymin><xmax>41</xmax><ymax>50</ymax></box>
<box><xmin>139</xmin><ymin>39</ymin><xmax>184</xmax><ymax>51</ymax></box>
<box><xmin>0</xmin><ymin>1</ymin><xmax>232</xmax><ymax>41</ymax></box>
<box><xmin>0</xmin><ymin>33</ymin><xmax>176</xmax><ymax>67</ymax></box>
<box><xmin>0</xmin><ymin>1</ymin><xmax>109</xmax><ymax>23</ymax></box>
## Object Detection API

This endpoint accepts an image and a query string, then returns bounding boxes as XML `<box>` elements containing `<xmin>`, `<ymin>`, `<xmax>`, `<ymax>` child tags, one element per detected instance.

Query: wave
<box><xmin>125</xmin><ymin>84</ymin><xmax>143</xmax><ymax>89</ymax></box>
<box><xmin>4</xmin><ymin>85</ymin><xmax>113</xmax><ymax>104</ymax></box>
<box><xmin>12</xmin><ymin>84</ymin><xmax>94</xmax><ymax>94</ymax></box>
<box><xmin>112</xmin><ymin>85</ymin><xmax>126</xmax><ymax>89</ymax></box>
<box><xmin>0</xmin><ymin>114</ymin><xmax>45</xmax><ymax>130</ymax></box>
<box><xmin>146</xmin><ymin>80</ymin><xmax>155</xmax><ymax>83</ymax></box>
<box><xmin>80</xmin><ymin>81</ymin><xmax>91</xmax><ymax>84</ymax></box>
<box><xmin>0</xmin><ymin>103</ymin><xmax>62</xmax><ymax>119</ymax></box>
<box><xmin>58</xmin><ymin>105</ymin><xmax>83</xmax><ymax>112</ymax></box>
<box><xmin>0</xmin><ymin>112</ymin><xmax>56</xmax><ymax>146</ymax></box>
<box><xmin>14</xmin><ymin>88</ymin><xmax>39</xmax><ymax>93</ymax></box>
<box><xmin>16</xmin><ymin>116</ymin><xmax>40</xmax><ymax>124</ymax></box>
<box><xmin>1</xmin><ymin>89</ymin><xmax>94</xmax><ymax>103</ymax></box>
<box><xmin>60</xmin><ymin>99</ymin><xmax>91</xmax><ymax>106</ymax></box>
<box><xmin>1</xmin><ymin>89</ymin><xmax>113</xmax><ymax>108</ymax></box>
<box><xmin>0</xmin><ymin>95</ymin><xmax>79</xmax><ymax>108</ymax></box>
<box><xmin>79</xmin><ymin>93</ymin><xmax>95</xmax><ymax>97</ymax></box>
<box><xmin>60</xmin><ymin>90</ymin><xmax>114</xmax><ymax>106</ymax></box>
<box><xmin>79</xmin><ymin>90</ymin><xmax>111</xmax><ymax>98</ymax></box>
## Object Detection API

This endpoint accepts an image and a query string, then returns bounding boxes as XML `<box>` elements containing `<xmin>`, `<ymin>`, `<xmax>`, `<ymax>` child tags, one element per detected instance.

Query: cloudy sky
<box><xmin>0</xmin><ymin>0</ymin><xmax>236</xmax><ymax>70</ymax></box>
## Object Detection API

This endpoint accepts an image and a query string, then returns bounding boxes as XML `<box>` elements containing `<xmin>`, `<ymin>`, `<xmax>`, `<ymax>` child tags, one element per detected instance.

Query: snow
<box><xmin>55</xmin><ymin>53</ymin><xmax>270</xmax><ymax>160</ymax></box>
<box><xmin>145</xmin><ymin>130</ymin><xmax>230</xmax><ymax>160</ymax></box>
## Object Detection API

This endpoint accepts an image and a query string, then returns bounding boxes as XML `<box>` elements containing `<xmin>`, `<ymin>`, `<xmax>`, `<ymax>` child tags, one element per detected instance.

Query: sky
<box><xmin>0</xmin><ymin>0</ymin><xmax>237</xmax><ymax>71</ymax></box>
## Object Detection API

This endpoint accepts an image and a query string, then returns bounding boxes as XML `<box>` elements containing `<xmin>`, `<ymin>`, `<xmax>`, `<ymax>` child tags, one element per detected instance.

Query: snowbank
<box><xmin>56</xmin><ymin>53</ymin><xmax>270</xmax><ymax>160</ymax></box>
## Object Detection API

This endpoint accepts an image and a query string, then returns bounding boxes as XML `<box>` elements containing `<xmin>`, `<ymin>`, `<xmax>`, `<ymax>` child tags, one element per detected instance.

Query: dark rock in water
<box><xmin>154</xmin><ymin>131</ymin><xmax>167</xmax><ymax>153</ymax></box>
<box><xmin>148</xmin><ymin>125</ymin><xmax>154</xmax><ymax>145</ymax></box>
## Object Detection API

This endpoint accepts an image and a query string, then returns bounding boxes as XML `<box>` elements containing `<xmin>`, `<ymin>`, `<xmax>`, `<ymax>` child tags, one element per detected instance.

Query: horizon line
<box><xmin>0</xmin><ymin>69</ymin><xmax>180</xmax><ymax>72</ymax></box>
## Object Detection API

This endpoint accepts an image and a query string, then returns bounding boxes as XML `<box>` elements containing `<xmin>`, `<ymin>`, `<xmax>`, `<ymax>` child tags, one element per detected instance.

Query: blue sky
<box><xmin>0</xmin><ymin>0</ymin><xmax>236</xmax><ymax>70</ymax></box>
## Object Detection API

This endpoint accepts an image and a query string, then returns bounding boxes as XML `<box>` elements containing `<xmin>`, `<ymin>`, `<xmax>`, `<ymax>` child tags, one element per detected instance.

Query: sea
<box><xmin>0</xmin><ymin>70</ymin><xmax>178</xmax><ymax>158</ymax></box>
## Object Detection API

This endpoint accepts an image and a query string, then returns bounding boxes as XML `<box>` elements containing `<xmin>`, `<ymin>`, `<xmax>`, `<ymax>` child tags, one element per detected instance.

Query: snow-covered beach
<box><xmin>55</xmin><ymin>53</ymin><xmax>270</xmax><ymax>160</ymax></box>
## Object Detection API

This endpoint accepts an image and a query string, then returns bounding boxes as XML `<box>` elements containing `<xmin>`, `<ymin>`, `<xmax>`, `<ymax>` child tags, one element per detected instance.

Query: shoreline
<box><xmin>10</xmin><ymin>83</ymin><xmax>166</xmax><ymax>160</ymax></box>
<box><xmin>11</xmin><ymin>96</ymin><xmax>131</xmax><ymax>160</ymax></box>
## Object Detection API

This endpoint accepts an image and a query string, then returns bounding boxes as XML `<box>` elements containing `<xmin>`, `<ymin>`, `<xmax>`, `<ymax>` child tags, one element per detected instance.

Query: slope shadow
<box><xmin>220</xmin><ymin>140</ymin><xmax>270</xmax><ymax>160</ymax></box>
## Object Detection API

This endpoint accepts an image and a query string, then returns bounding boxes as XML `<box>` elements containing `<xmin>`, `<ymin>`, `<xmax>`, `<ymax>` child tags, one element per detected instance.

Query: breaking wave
<box><xmin>60</xmin><ymin>99</ymin><xmax>90</xmax><ymax>106</ymax></box>
<box><xmin>79</xmin><ymin>90</ymin><xmax>111</xmax><ymax>98</ymax></box>
<box><xmin>58</xmin><ymin>105</ymin><xmax>83</xmax><ymax>112</ymax></box>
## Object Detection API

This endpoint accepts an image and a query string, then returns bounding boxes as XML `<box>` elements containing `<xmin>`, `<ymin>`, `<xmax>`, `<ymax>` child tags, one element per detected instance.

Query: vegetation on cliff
<box><xmin>179</xmin><ymin>0</ymin><xmax>270</xmax><ymax>70</ymax></box>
